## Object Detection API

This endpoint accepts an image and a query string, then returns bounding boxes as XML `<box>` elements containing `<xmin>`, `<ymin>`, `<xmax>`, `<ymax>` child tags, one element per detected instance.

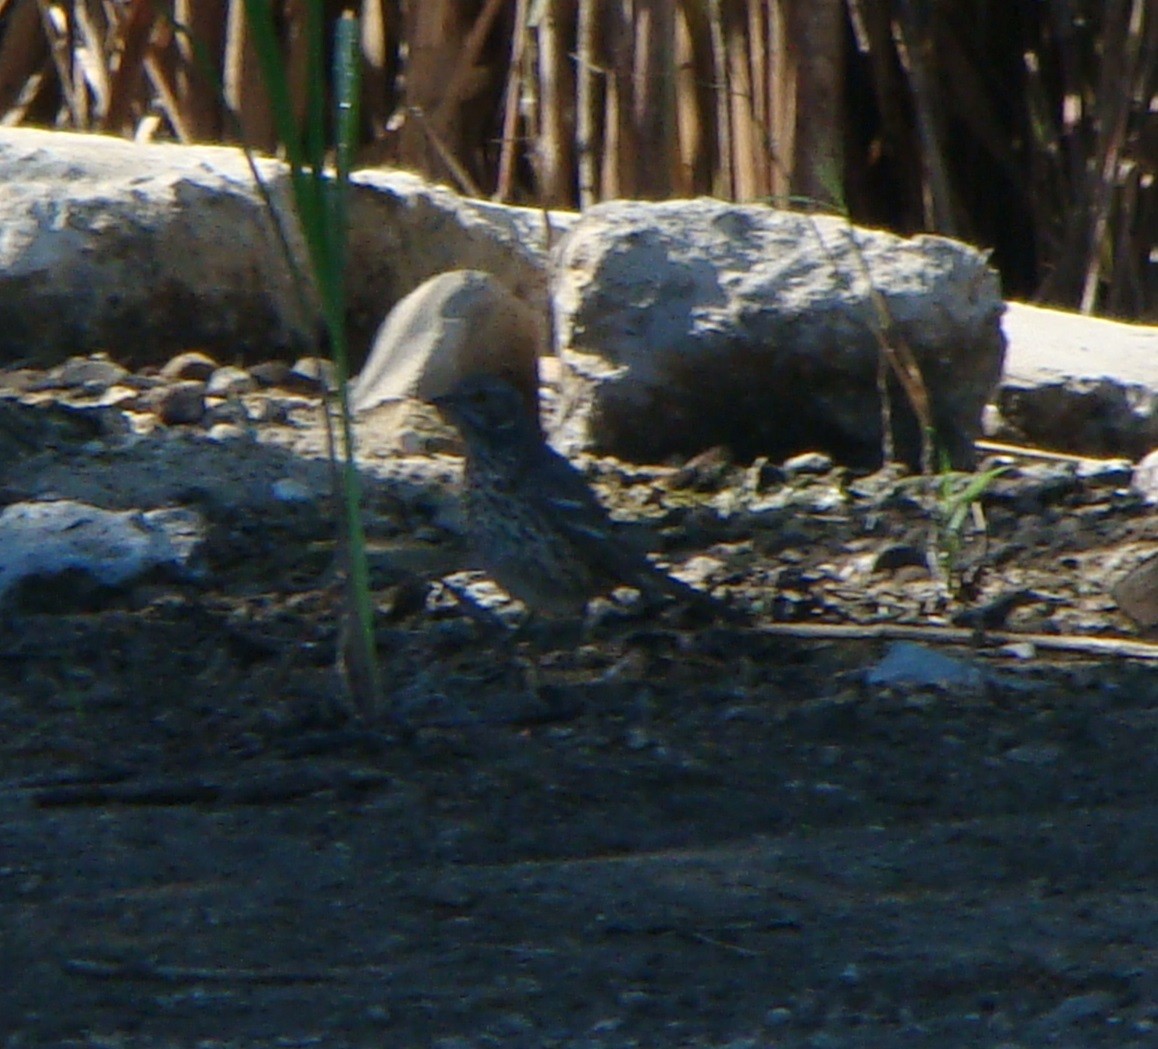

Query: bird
<box><xmin>431</xmin><ymin>372</ymin><xmax>734</xmax><ymax>621</ymax></box>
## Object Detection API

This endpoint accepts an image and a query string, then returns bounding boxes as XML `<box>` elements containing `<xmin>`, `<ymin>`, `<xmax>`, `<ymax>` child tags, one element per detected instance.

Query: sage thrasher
<box><xmin>433</xmin><ymin>373</ymin><xmax>731</xmax><ymax>620</ymax></box>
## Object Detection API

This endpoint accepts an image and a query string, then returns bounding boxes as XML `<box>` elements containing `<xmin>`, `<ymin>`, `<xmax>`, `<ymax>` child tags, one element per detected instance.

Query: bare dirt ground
<box><xmin>1</xmin><ymin>359</ymin><xmax>1157</xmax><ymax>1048</ymax></box>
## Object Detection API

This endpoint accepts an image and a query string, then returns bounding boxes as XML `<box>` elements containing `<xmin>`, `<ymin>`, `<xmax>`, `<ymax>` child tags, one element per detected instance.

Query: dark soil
<box><xmin>1</xmin><ymin>360</ymin><xmax>1157</xmax><ymax>1048</ymax></box>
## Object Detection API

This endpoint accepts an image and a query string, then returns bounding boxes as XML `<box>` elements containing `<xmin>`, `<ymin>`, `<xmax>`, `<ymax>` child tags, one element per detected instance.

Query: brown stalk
<box><xmin>173</xmin><ymin>0</ymin><xmax>227</xmax><ymax>141</ymax></box>
<box><xmin>631</xmin><ymin>0</ymin><xmax>676</xmax><ymax>199</ymax></box>
<box><xmin>745</xmin><ymin>0</ymin><xmax>769</xmax><ymax>195</ymax></box>
<box><xmin>534</xmin><ymin>0</ymin><xmax>575</xmax><ymax>206</ymax></box>
<box><xmin>1079</xmin><ymin>0</ymin><xmax>1147</xmax><ymax>314</ymax></box>
<box><xmin>144</xmin><ymin>27</ymin><xmax>195</xmax><ymax>142</ymax></box>
<box><xmin>359</xmin><ymin>0</ymin><xmax>397</xmax><ymax>147</ymax></box>
<box><xmin>706</xmin><ymin>0</ymin><xmax>731</xmax><ymax>197</ymax></box>
<box><xmin>36</xmin><ymin>0</ymin><xmax>82</xmax><ymax>125</ymax></box>
<box><xmin>601</xmin><ymin>0</ymin><xmax>636</xmax><ymax>198</ymax></box>
<box><xmin>724</xmin><ymin>0</ymin><xmax>758</xmax><ymax>200</ymax></box>
<box><xmin>495</xmin><ymin>0</ymin><xmax>530</xmax><ymax>201</ymax></box>
<box><xmin>891</xmin><ymin>0</ymin><xmax>954</xmax><ymax>232</ymax></box>
<box><xmin>398</xmin><ymin>0</ymin><xmax>470</xmax><ymax>181</ymax></box>
<box><xmin>574</xmin><ymin>0</ymin><xmax>599</xmax><ymax>206</ymax></box>
<box><xmin>74</xmin><ymin>0</ymin><xmax>110</xmax><ymax>122</ymax></box>
<box><xmin>283</xmin><ymin>0</ymin><xmax>310</xmax><ymax>142</ymax></box>
<box><xmin>103</xmin><ymin>0</ymin><xmax>156</xmax><ymax>134</ymax></box>
<box><xmin>678</xmin><ymin>0</ymin><xmax>718</xmax><ymax>195</ymax></box>
<box><xmin>0</xmin><ymin>0</ymin><xmax>47</xmax><ymax>119</ymax></box>
<box><xmin>429</xmin><ymin>0</ymin><xmax>508</xmax><ymax>133</ymax></box>
<box><xmin>223</xmin><ymin>0</ymin><xmax>275</xmax><ymax>151</ymax></box>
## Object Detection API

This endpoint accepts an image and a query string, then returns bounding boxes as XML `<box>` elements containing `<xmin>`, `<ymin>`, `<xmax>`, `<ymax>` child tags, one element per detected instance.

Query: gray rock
<box><xmin>551</xmin><ymin>199</ymin><xmax>1005</xmax><ymax>467</ymax></box>
<box><xmin>0</xmin><ymin>499</ymin><xmax>204</xmax><ymax>604</ymax></box>
<box><xmin>353</xmin><ymin>269</ymin><xmax>543</xmax><ymax>418</ymax></box>
<box><xmin>866</xmin><ymin>641</ymin><xmax>984</xmax><ymax>690</ymax></box>
<box><xmin>248</xmin><ymin>360</ymin><xmax>292</xmax><ymax>387</ymax></box>
<box><xmin>148</xmin><ymin>380</ymin><xmax>205</xmax><ymax>425</ymax></box>
<box><xmin>0</xmin><ymin>129</ymin><xmax>306</xmax><ymax>366</ymax></box>
<box><xmin>994</xmin><ymin>302</ymin><xmax>1158</xmax><ymax>458</ymax></box>
<box><xmin>159</xmin><ymin>350</ymin><xmax>219</xmax><ymax>382</ymax></box>
<box><xmin>1132</xmin><ymin>448</ymin><xmax>1158</xmax><ymax>504</ymax></box>
<box><xmin>285</xmin><ymin>356</ymin><xmax>335</xmax><ymax>394</ymax></box>
<box><xmin>1111</xmin><ymin>552</ymin><xmax>1158</xmax><ymax>631</ymax></box>
<box><xmin>0</xmin><ymin>127</ymin><xmax>562</xmax><ymax>368</ymax></box>
<box><xmin>205</xmin><ymin>365</ymin><xmax>256</xmax><ymax>397</ymax></box>
<box><xmin>52</xmin><ymin>354</ymin><xmax>127</xmax><ymax>390</ymax></box>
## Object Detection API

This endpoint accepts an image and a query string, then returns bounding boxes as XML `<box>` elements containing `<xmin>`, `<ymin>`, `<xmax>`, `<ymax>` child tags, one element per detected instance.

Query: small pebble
<box><xmin>765</xmin><ymin>1006</ymin><xmax>793</xmax><ymax>1027</ymax></box>
<box><xmin>1039</xmin><ymin>990</ymin><xmax>1115</xmax><ymax>1026</ymax></box>
<box><xmin>159</xmin><ymin>350</ymin><xmax>218</xmax><ymax>382</ymax></box>
<box><xmin>206</xmin><ymin>422</ymin><xmax>247</xmax><ymax>442</ymax></box>
<box><xmin>1076</xmin><ymin>457</ymin><xmax>1133</xmax><ymax>487</ymax></box>
<box><xmin>248</xmin><ymin>360</ymin><xmax>292</xmax><ymax>387</ymax></box>
<box><xmin>1132</xmin><ymin>448</ymin><xmax>1158</xmax><ymax>504</ymax></box>
<box><xmin>272</xmin><ymin>478</ymin><xmax>315</xmax><ymax>503</ymax></box>
<box><xmin>205</xmin><ymin>365</ymin><xmax>256</xmax><ymax>396</ymax></box>
<box><xmin>1003</xmin><ymin>741</ymin><xmax>1063</xmax><ymax>765</ymax></box>
<box><xmin>149</xmin><ymin>380</ymin><xmax>205</xmax><ymax>425</ymax></box>
<box><xmin>286</xmin><ymin>356</ymin><xmax>335</xmax><ymax>393</ymax></box>
<box><xmin>783</xmin><ymin>451</ymin><xmax>833</xmax><ymax>476</ymax></box>
<box><xmin>53</xmin><ymin>355</ymin><xmax>127</xmax><ymax>390</ymax></box>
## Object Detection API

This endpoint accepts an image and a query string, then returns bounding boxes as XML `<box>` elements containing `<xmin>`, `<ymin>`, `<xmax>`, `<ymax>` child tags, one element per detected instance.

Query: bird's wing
<box><xmin>525</xmin><ymin>445</ymin><xmax>631</xmax><ymax>545</ymax></box>
<box><xmin>516</xmin><ymin>446</ymin><xmax>740</xmax><ymax>620</ymax></box>
<box><xmin>523</xmin><ymin>445</ymin><xmax>697</xmax><ymax>594</ymax></box>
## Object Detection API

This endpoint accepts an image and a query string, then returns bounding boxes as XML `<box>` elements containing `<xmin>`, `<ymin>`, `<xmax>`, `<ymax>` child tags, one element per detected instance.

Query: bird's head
<box><xmin>431</xmin><ymin>373</ymin><xmax>541</xmax><ymax>453</ymax></box>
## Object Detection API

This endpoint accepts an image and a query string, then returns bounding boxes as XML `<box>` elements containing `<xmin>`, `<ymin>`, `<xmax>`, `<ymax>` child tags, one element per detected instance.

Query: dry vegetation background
<box><xmin>0</xmin><ymin>0</ymin><xmax>1154</xmax><ymax>319</ymax></box>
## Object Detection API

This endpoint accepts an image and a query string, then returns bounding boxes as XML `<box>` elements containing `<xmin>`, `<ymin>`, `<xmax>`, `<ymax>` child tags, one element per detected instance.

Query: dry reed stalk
<box><xmin>724</xmin><ymin>0</ymin><xmax>763</xmax><ymax>200</ymax></box>
<box><xmin>103</xmin><ymin>0</ymin><xmax>156</xmax><ymax>135</ymax></box>
<box><xmin>601</xmin><ymin>0</ymin><xmax>636</xmax><ymax>198</ymax></box>
<box><xmin>359</xmin><ymin>0</ymin><xmax>396</xmax><ymax>146</ymax></box>
<box><xmin>431</xmin><ymin>0</ymin><xmax>508</xmax><ymax>134</ymax></box>
<box><xmin>534</xmin><ymin>0</ymin><xmax>574</xmax><ymax>205</ymax></box>
<box><xmin>495</xmin><ymin>0</ymin><xmax>531</xmax><ymax>201</ymax></box>
<box><xmin>173</xmin><ymin>0</ymin><xmax>226</xmax><ymax>141</ymax></box>
<box><xmin>892</xmin><ymin>0</ymin><xmax>955</xmax><ymax>232</ymax></box>
<box><xmin>223</xmin><ymin>0</ymin><xmax>275</xmax><ymax>150</ymax></box>
<box><xmin>284</xmin><ymin>0</ymin><xmax>311</xmax><ymax>136</ymax></box>
<box><xmin>707</xmin><ymin>0</ymin><xmax>732</xmax><ymax>197</ymax></box>
<box><xmin>676</xmin><ymin>0</ymin><xmax>717</xmax><ymax>196</ymax></box>
<box><xmin>745</xmin><ymin>0</ymin><xmax>769</xmax><ymax>195</ymax></box>
<box><xmin>144</xmin><ymin>21</ymin><xmax>193</xmax><ymax>142</ymax></box>
<box><xmin>36</xmin><ymin>0</ymin><xmax>81</xmax><ymax>125</ymax></box>
<box><xmin>630</xmin><ymin>0</ymin><xmax>675</xmax><ymax>199</ymax></box>
<box><xmin>1079</xmin><ymin>0</ymin><xmax>1147</xmax><ymax>314</ymax></box>
<box><xmin>672</xmin><ymin>6</ymin><xmax>695</xmax><ymax>196</ymax></box>
<box><xmin>575</xmin><ymin>0</ymin><xmax>599</xmax><ymax>205</ymax></box>
<box><xmin>398</xmin><ymin>0</ymin><xmax>467</xmax><ymax>179</ymax></box>
<box><xmin>0</xmin><ymin>0</ymin><xmax>46</xmax><ymax>119</ymax></box>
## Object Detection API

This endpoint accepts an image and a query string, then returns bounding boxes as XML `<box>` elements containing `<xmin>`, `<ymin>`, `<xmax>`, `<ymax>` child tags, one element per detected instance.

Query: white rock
<box><xmin>996</xmin><ymin>302</ymin><xmax>1158</xmax><ymax>457</ymax></box>
<box><xmin>552</xmin><ymin>199</ymin><xmax>1004</xmax><ymax>467</ymax></box>
<box><xmin>0</xmin><ymin>500</ymin><xmax>204</xmax><ymax>601</ymax></box>
<box><xmin>0</xmin><ymin>128</ymin><xmax>560</xmax><ymax>368</ymax></box>
<box><xmin>352</xmin><ymin>269</ymin><xmax>543</xmax><ymax>418</ymax></box>
<box><xmin>866</xmin><ymin>641</ymin><xmax>984</xmax><ymax>690</ymax></box>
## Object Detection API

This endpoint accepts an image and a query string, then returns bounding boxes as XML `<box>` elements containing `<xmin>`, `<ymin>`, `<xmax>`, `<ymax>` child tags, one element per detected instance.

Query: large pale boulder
<box><xmin>995</xmin><ymin>302</ymin><xmax>1158</xmax><ymax>458</ymax></box>
<box><xmin>352</xmin><ymin>270</ymin><xmax>543</xmax><ymax>418</ymax></box>
<box><xmin>350</xmin><ymin>269</ymin><xmax>546</xmax><ymax>452</ymax></box>
<box><xmin>551</xmin><ymin>199</ymin><xmax>1006</xmax><ymax>468</ymax></box>
<box><xmin>0</xmin><ymin>128</ymin><xmax>558</xmax><ymax>367</ymax></box>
